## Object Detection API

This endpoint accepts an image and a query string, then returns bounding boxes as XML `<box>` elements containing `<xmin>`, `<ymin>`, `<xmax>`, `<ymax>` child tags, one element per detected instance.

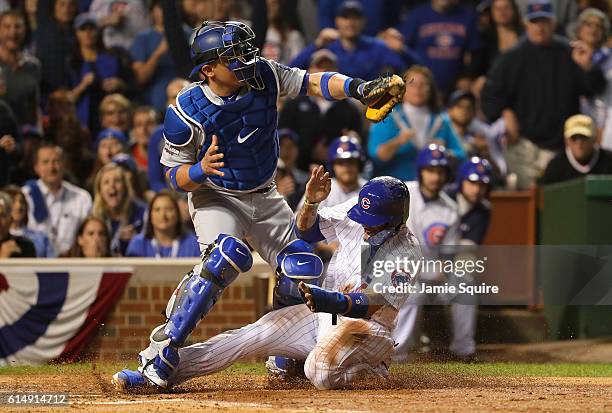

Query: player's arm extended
<box><xmin>298</xmin><ymin>282</ymin><xmax>384</xmax><ymax>319</ymax></box>
<box><xmin>305</xmin><ymin>72</ymin><xmax>366</xmax><ymax>102</ymax></box>
<box><xmin>295</xmin><ymin>165</ymin><xmax>331</xmax><ymax>242</ymax></box>
<box><xmin>304</xmin><ymin>72</ymin><xmax>405</xmax><ymax>123</ymax></box>
<box><xmin>164</xmin><ymin>135</ymin><xmax>225</xmax><ymax>192</ymax></box>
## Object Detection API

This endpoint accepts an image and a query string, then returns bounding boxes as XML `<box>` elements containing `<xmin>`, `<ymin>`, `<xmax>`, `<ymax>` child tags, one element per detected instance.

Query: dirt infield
<box><xmin>1</xmin><ymin>362</ymin><xmax>612</xmax><ymax>413</ymax></box>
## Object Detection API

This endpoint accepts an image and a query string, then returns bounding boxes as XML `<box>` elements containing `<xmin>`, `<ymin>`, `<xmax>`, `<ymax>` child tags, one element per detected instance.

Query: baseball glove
<box><xmin>357</xmin><ymin>74</ymin><xmax>406</xmax><ymax>123</ymax></box>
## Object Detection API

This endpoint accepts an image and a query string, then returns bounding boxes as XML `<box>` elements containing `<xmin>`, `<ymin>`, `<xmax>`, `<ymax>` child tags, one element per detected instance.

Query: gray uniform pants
<box><xmin>189</xmin><ymin>184</ymin><xmax>295</xmax><ymax>266</ymax></box>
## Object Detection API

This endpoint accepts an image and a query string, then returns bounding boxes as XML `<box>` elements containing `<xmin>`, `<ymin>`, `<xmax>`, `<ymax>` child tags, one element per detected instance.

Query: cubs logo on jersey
<box><xmin>423</xmin><ymin>222</ymin><xmax>449</xmax><ymax>248</ymax></box>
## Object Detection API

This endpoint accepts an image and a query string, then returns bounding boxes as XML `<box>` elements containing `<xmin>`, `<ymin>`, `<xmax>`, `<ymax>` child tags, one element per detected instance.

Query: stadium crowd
<box><xmin>0</xmin><ymin>0</ymin><xmax>611</xmax><ymax>266</ymax></box>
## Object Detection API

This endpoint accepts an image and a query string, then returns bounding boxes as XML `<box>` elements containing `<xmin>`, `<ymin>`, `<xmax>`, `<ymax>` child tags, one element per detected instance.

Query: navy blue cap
<box><xmin>337</xmin><ymin>1</ymin><xmax>364</xmax><ymax>18</ymax></box>
<box><xmin>526</xmin><ymin>0</ymin><xmax>555</xmax><ymax>20</ymax></box>
<box><xmin>95</xmin><ymin>128</ymin><xmax>128</xmax><ymax>149</ymax></box>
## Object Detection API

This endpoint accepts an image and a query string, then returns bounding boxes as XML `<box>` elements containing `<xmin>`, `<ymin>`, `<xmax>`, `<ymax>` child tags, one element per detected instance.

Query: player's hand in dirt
<box><xmin>200</xmin><ymin>135</ymin><xmax>225</xmax><ymax>177</ymax></box>
<box><xmin>304</xmin><ymin>165</ymin><xmax>331</xmax><ymax>204</ymax></box>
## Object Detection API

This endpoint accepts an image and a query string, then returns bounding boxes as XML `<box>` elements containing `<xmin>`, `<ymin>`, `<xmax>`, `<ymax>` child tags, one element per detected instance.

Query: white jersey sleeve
<box><xmin>264</xmin><ymin>58</ymin><xmax>307</xmax><ymax>98</ymax></box>
<box><xmin>317</xmin><ymin>197</ymin><xmax>357</xmax><ymax>243</ymax></box>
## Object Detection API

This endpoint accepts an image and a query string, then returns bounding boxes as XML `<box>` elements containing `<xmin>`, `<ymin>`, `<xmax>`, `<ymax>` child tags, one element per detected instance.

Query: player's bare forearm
<box><xmin>296</xmin><ymin>203</ymin><xmax>319</xmax><ymax>232</ymax></box>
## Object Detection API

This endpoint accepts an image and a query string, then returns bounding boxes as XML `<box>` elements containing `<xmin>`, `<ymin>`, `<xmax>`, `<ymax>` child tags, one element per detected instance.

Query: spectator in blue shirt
<box><xmin>130</xmin><ymin>0</ymin><xmax>182</xmax><ymax>112</ymax></box>
<box><xmin>92</xmin><ymin>162</ymin><xmax>145</xmax><ymax>256</ymax></box>
<box><xmin>126</xmin><ymin>192</ymin><xmax>199</xmax><ymax>258</ymax></box>
<box><xmin>5</xmin><ymin>185</ymin><xmax>56</xmax><ymax>257</ymax></box>
<box><xmin>400</xmin><ymin>0</ymin><xmax>484</xmax><ymax>94</ymax></box>
<box><xmin>317</xmin><ymin>0</ymin><xmax>403</xmax><ymax>37</ymax></box>
<box><xmin>368</xmin><ymin>65</ymin><xmax>466</xmax><ymax>181</ymax></box>
<box><xmin>290</xmin><ymin>1</ymin><xmax>413</xmax><ymax>80</ymax></box>
<box><xmin>69</xmin><ymin>13</ymin><xmax>126</xmax><ymax>132</ymax></box>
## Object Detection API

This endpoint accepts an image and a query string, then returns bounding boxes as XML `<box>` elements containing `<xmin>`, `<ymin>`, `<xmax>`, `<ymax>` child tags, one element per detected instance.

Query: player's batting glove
<box><xmin>348</xmin><ymin>74</ymin><xmax>406</xmax><ymax>123</ymax></box>
<box><xmin>298</xmin><ymin>282</ymin><xmax>348</xmax><ymax>314</ymax></box>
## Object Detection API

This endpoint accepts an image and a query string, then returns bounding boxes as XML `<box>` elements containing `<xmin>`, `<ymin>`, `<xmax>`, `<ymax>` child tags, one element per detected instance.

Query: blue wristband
<box><xmin>168</xmin><ymin>166</ymin><xmax>185</xmax><ymax>192</ymax></box>
<box><xmin>299</xmin><ymin>73</ymin><xmax>310</xmax><ymax>95</ymax></box>
<box><xmin>320</xmin><ymin>72</ymin><xmax>338</xmax><ymax>101</ymax></box>
<box><xmin>343</xmin><ymin>77</ymin><xmax>353</xmax><ymax>98</ymax></box>
<box><xmin>188</xmin><ymin>162</ymin><xmax>207</xmax><ymax>184</ymax></box>
<box><xmin>343</xmin><ymin>292</ymin><xmax>369</xmax><ymax>319</ymax></box>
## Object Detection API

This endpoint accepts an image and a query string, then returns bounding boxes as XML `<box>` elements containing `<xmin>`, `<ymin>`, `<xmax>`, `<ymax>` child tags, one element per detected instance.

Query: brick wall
<box><xmin>86</xmin><ymin>281</ymin><xmax>256</xmax><ymax>361</ymax></box>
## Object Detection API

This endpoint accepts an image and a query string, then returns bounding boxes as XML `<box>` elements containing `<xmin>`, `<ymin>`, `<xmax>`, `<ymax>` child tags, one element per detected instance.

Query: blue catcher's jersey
<box><xmin>176</xmin><ymin>61</ymin><xmax>279</xmax><ymax>192</ymax></box>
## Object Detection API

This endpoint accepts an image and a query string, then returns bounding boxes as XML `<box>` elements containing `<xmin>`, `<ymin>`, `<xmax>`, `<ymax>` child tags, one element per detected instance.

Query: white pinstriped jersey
<box><xmin>317</xmin><ymin>198</ymin><xmax>422</xmax><ymax>328</ymax></box>
<box><xmin>405</xmin><ymin>181</ymin><xmax>460</xmax><ymax>251</ymax></box>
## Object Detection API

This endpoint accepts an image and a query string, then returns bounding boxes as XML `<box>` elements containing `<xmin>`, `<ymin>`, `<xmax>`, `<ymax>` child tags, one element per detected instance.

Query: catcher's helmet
<box><xmin>417</xmin><ymin>143</ymin><xmax>449</xmax><ymax>170</ymax></box>
<box><xmin>457</xmin><ymin>156</ymin><xmax>492</xmax><ymax>184</ymax></box>
<box><xmin>327</xmin><ymin>135</ymin><xmax>363</xmax><ymax>170</ymax></box>
<box><xmin>347</xmin><ymin>176</ymin><xmax>410</xmax><ymax>228</ymax></box>
<box><xmin>189</xmin><ymin>20</ymin><xmax>263</xmax><ymax>89</ymax></box>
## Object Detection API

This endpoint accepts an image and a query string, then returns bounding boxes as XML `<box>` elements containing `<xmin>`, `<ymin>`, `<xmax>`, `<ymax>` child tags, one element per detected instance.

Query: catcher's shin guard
<box><xmin>140</xmin><ymin>234</ymin><xmax>253</xmax><ymax>387</ymax></box>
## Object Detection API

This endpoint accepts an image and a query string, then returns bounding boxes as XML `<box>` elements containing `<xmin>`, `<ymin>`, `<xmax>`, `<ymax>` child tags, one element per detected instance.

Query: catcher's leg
<box><xmin>168</xmin><ymin>304</ymin><xmax>318</xmax><ymax>386</ymax></box>
<box><xmin>115</xmin><ymin>234</ymin><xmax>253</xmax><ymax>390</ymax></box>
<box><xmin>304</xmin><ymin>318</ymin><xmax>394</xmax><ymax>390</ymax></box>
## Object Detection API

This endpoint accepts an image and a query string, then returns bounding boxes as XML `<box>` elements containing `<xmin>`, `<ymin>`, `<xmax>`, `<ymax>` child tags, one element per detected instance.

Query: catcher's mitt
<box><xmin>357</xmin><ymin>74</ymin><xmax>406</xmax><ymax>123</ymax></box>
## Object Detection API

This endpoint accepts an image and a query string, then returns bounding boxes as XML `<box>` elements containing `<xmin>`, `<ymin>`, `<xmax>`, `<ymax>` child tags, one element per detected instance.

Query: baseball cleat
<box><xmin>112</xmin><ymin>369</ymin><xmax>154</xmax><ymax>393</ymax></box>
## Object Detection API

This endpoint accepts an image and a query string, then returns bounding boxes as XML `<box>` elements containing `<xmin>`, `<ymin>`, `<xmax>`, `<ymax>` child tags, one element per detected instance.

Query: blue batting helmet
<box><xmin>417</xmin><ymin>143</ymin><xmax>449</xmax><ymax>170</ymax></box>
<box><xmin>327</xmin><ymin>135</ymin><xmax>363</xmax><ymax>167</ymax></box>
<box><xmin>189</xmin><ymin>20</ymin><xmax>262</xmax><ymax>89</ymax></box>
<box><xmin>347</xmin><ymin>176</ymin><xmax>410</xmax><ymax>228</ymax></box>
<box><xmin>457</xmin><ymin>156</ymin><xmax>492</xmax><ymax>184</ymax></box>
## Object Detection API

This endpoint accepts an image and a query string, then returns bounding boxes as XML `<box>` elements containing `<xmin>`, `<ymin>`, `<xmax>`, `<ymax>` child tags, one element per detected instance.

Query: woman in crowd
<box><xmin>68</xmin><ymin>13</ymin><xmax>126</xmax><ymax>133</ymax></box>
<box><xmin>261</xmin><ymin>0</ymin><xmax>304</xmax><ymax>65</ymax></box>
<box><xmin>368</xmin><ymin>65</ymin><xmax>466</xmax><ymax>181</ymax></box>
<box><xmin>99</xmin><ymin>93</ymin><xmax>132</xmax><ymax>134</ymax></box>
<box><xmin>481</xmin><ymin>0</ymin><xmax>523</xmax><ymax>73</ymax></box>
<box><xmin>4</xmin><ymin>185</ymin><xmax>55</xmax><ymax>257</ymax></box>
<box><xmin>571</xmin><ymin>8</ymin><xmax>612</xmax><ymax>151</ymax></box>
<box><xmin>92</xmin><ymin>162</ymin><xmax>145</xmax><ymax>256</ymax></box>
<box><xmin>61</xmin><ymin>216</ymin><xmax>111</xmax><ymax>258</ymax></box>
<box><xmin>126</xmin><ymin>191</ymin><xmax>199</xmax><ymax>258</ymax></box>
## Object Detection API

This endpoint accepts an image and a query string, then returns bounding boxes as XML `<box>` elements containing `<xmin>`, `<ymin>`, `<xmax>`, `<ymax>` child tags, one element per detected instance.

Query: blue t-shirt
<box><xmin>368</xmin><ymin>106</ymin><xmax>466</xmax><ymax>180</ymax></box>
<box><xmin>126</xmin><ymin>232</ymin><xmax>200</xmax><ymax>258</ymax></box>
<box><xmin>400</xmin><ymin>4</ymin><xmax>482</xmax><ymax>93</ymax></box>
<box><xmin>109</xmin><ymin>200</ymin><xmax>147</xmax><ymax>256</ymax></box>
<box><xmin>290</xmin><ymin>36</ymin><xmax>407</xmax><ymax>80</ymax></box>
<box><xmin>71</xmin><ymin>53</ymin><xmax>120</xmax><ymax>129</ymax></box>
<box><xmin>130</xmin><ymin>29</ymin><xmax>178</xmax><ymax>112</ymax></box>
<box><xmin>317</xmin><ymin>0</ymin><xmax>402</xmax><ymax>37</ymax></box>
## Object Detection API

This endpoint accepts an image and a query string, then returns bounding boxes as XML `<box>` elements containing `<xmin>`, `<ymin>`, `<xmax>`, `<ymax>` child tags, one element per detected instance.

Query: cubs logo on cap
<box><xmin>361</xmin><ymin>197</ymin><xmax>371</xmax><ymax>210</ymax></box>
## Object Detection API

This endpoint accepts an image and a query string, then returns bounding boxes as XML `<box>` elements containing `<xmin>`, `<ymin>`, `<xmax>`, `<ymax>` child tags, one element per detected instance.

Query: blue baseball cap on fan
<box><xmin>525</xmin><ymin>0</ymin><xmax>555</xmax><ymax>20</ymax></box>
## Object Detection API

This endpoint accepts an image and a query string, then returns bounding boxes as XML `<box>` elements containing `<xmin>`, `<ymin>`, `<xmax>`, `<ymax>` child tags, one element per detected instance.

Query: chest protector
<box><xmin>176</xmin><ymin>61</ymin><xmax>279</xmax><ymax>191</ymax></box>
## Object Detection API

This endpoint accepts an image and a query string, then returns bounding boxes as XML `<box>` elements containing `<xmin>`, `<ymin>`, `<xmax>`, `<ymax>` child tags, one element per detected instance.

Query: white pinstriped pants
<box><xmin>169</xmin><ymin>304</ymin><xmax>394</xmax><ymax>390</ymax></box>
